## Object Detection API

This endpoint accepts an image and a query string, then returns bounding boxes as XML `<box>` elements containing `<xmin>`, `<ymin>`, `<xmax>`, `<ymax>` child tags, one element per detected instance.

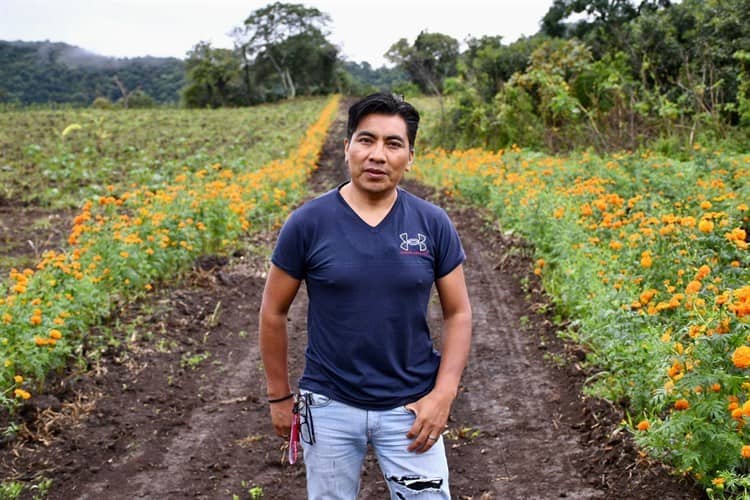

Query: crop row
<box><xmin>0</xmin><ymin>95</ymin><xmax>340</xmax><ymax>410</ymax></box>
<box><xmin>412</xmin><ymin>146</ymin><xmax>750</xmax><ymax>496</ymax></box>
<box><xmin>0</xmin><ymin>99</ymin><xmax>327</xmax><ymax>207</ymax></box>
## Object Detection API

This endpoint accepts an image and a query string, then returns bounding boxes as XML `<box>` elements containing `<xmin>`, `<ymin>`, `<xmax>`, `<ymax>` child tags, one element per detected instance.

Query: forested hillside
<box><xmin>0</xmin><ymin>41</ymin><xmax>185</xmax><ymax>106</ymax></box>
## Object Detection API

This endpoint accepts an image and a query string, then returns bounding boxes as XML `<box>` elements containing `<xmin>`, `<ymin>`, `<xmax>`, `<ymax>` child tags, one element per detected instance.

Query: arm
<box><xmin>406</xmin><ymin>264</ymin><xmax>472</xmax><ymax>452</ymax></box>
<box><xmin>259</xmin><ymin>263</ymin><xmax>302</xmax><ymax>437</ymax></box>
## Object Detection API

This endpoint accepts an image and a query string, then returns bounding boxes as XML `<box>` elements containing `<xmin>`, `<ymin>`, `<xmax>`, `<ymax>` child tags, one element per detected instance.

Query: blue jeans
<box><xmin>299</xmin><ymin>391</ymin><xmax>451</xmax><ymax>500</ymax></box>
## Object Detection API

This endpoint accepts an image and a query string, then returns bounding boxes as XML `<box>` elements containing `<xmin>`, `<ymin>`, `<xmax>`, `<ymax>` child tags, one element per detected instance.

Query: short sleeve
<box><xmin>434</xmin><ymin>209</ymin><xmax>466</xmax><ymax>278</ymax></box>
<box><xmin>271</xmin><ymin>210</ymin><xmax>307</xmax><ymax>280</ymax></box>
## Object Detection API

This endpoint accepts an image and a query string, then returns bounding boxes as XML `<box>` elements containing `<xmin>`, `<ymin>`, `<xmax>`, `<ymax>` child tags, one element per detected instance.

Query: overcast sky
<box><xmin>0</xmin><ymin>0</ymin><xmax>555</xmax><ymax>67</ymax></box>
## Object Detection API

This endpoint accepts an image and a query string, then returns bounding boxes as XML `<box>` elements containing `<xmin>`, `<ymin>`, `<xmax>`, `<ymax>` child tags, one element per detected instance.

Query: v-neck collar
<box><xmin>336</xmin><ymin>181</ymin><xmax>401</xmax><ymax>231</ymax></box>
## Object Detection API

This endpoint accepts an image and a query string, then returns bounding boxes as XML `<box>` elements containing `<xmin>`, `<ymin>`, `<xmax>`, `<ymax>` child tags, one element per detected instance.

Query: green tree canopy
<box><xmin>232</xmin><ymin>2</ymin><xmax>334</xmax><ymax>99</ymax></box>
<box><xmin>386</xmin><ymin>31</ymin><xmax>459</xmax><ymax>95</ymax></box>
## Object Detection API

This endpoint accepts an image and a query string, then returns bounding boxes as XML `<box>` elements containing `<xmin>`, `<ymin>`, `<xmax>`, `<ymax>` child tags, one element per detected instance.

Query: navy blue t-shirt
<box><xmin>271</xmin><ymin>184</ymin><xmax>466</xmax><ymax>410</ymax></box>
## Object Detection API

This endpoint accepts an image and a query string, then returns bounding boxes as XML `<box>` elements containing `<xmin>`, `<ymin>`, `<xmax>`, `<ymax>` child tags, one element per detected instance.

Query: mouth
<box><xmin>363</xmin><ymin>167</ymin><xmax>387</xmax><ymax>178</ymax></box>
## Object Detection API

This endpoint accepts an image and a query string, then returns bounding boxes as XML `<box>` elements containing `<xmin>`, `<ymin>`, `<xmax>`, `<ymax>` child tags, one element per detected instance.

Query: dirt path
<box><xmin>0</xmin><ymin>104</ymin><xmax>705</xmax><ymax>499</ymax></box>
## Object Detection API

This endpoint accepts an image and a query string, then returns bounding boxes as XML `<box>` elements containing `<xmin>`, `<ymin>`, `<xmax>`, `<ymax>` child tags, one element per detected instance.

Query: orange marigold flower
<box><xmin>711</xmin><ymin>383</ymin><xmax>721</xmax><ymax>392</ymax></box>
<box><xmin>674</xmin><ymin>399</ymin><xmax>690</xmax><ymax>410</ymax></box>
<box><xmin>712</xmin><ymin>477</ymin><xmax>725</xmax><ymax>486</ymax></box>
<box><xmin>30</xmin><ymin>315</ymin><xmax>42</xmax><ymax>326</ymax></box>
<box><xmin>695</xmin><ymin>265</ymin><xmax>711</xmax><ymax>280</ymax></box>
<box><xmin>733</xmin><ymin>408</ymin><xmax>744</xmax><ymax>419</ymax></box>
<box><xmin>685</xmin><ymin>280</ymin><xmax>702</xmax><ymax>295</ymax></box>
<box><xmin>640</xmin><ymin>251</ymin><xmax>652</xmax><ymax>268</ymax></box>
<box><xmin>742</xmin><ymin>445</ymin><xmax>750</xmax><ymax>459</ymax></box>
<box><xmin>636</xmin><ymin>420</ymin><xmax>650</xmax><ymax>431</ymax></box>
<box><xmin>700</xmin><ymin>200</ymin><xmax>713</xmax><ymax>210</ymax></box>
<box><xmin>733</xmin><ymin>346</ymin><xmax>750</xmax><ymax>369</ymax></box>
<box><xmin>34</xmin><ymin>337</ymin><xmax>48</xmax><ymax>346</ymax></box>
<box><xmin>49</xmin><ymin>329</ymin><xmax>62</xmax><ymax>340</ymax></box>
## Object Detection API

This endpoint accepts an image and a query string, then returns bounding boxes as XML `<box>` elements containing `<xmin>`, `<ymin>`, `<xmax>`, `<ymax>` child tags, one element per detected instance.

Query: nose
<box><xmin>368</xmin><ymin>140</ymin><xmax>386</xmax><ymax>162</ymax></box>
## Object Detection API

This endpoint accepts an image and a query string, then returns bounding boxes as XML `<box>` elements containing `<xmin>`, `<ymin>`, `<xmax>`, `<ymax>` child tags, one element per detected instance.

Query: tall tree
<box><xmin>385</xmin><ymin>31</ymin><xmax>459</xmax><ymax>96</ymax></box>
<box><xmin>232</xmin><ymin>2</ymin><xmax>332</xmax><ymax>99</ymax></box>
<box><xmin>183</xmin><ymin>41</ymin><xmax>242</xmax><ymax>108</ymax></box>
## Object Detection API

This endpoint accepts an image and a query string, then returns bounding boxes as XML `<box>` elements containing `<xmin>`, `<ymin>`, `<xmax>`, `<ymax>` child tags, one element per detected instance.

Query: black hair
<box><xmin>347</xmin><ymin>93</ymin><xmax>420</xmax><ymax>151</ymax></box>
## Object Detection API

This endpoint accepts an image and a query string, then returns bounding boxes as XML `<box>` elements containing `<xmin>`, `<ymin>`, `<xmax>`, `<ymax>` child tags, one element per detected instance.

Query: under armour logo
<box><xmin>400</xmin><ymin>233</ymin><xmax>427</xmax><ymax>252</ymax></box>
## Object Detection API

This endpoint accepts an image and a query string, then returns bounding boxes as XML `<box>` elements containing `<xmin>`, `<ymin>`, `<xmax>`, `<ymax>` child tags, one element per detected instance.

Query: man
<box><xmin>259</xmin><ymin>92</ymin><xmax>472</xmax><ymax>499</ymax></box>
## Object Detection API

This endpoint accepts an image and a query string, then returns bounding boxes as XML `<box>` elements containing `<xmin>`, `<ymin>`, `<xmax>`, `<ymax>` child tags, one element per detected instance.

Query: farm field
<box><xmin>412</xmin><ymin>142</ymin><xmax>750</xmax><ymax>496</ymax></box>
<box><xmin>0</xmin><ymin>97</ymin><xmax>716</xmax><ymax>498</ymax></box>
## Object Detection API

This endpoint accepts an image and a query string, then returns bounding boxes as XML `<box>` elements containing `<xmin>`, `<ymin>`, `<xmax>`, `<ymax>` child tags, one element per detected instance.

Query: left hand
<box><xmin>404</xmin><ymin>389</ymin><xmax>454</xmax><ymax>453</ymax></box>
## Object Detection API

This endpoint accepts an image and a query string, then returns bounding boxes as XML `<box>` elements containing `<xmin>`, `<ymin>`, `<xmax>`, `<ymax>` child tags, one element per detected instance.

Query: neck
<box><xmin>340</xmin><ymin>182</ymin><xmax>398</xmax><ymax>211</ymax></box>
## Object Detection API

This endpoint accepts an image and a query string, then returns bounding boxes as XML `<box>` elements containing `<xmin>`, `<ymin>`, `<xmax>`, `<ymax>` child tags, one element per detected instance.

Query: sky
<box><xmin>0</xmin><ymin>0</ymin><xmax>555</xmax><ymax>68</ymax></box>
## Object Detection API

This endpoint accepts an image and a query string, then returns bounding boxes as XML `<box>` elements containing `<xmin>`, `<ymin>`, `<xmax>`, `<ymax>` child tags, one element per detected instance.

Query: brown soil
<box><xmin>0</xmin><ymin>103</ymin><xmax>706</xmax><ymax>499</ymax></box>
<box><xmin>0</xmin><ymin>206</ymin><xmax>73</xmax><ymax>278</ymax></box>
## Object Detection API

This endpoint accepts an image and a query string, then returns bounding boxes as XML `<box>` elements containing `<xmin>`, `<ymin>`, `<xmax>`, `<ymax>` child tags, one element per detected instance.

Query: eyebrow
<box><xmin>354</xmin><ymin>130</ymin><xmax>406</xmax><ymax>143</ymax></box>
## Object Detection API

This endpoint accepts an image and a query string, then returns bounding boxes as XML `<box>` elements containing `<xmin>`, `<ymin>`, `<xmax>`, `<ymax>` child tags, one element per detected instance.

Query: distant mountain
<box><xmin>0</xmin><ymin>40</ymin><xmax>185</xmax><ymax>106</ymax></box>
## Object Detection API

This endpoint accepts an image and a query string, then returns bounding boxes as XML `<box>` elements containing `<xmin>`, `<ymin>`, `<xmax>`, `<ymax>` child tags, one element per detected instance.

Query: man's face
<box><xmin>344</xmin><ymin>113</ymin><xmax>413</xmax><ymax>197</ymax></box>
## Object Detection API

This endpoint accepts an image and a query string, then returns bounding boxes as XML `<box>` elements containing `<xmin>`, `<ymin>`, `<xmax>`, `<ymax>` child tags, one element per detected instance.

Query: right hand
<box><xmin>270</xmin><ymin>397</ymin><xmax>295</xmax><ymax>438</ymax></box>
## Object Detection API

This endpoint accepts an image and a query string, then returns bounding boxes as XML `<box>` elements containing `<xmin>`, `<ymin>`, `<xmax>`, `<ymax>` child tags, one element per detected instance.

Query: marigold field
<box><xmin>0</xmin><ymin>95</ymin><xmax>339</xmax><ymax>409</ymax></box>
<box><xmin>1</xmin><ymin>94</ymin><xmax>749</xmax><ymax>497</ymax></box>
<box><xmin>411</xmin><ymin>142</ymin><xmax>750</xmax><ymax>496</ymax></box>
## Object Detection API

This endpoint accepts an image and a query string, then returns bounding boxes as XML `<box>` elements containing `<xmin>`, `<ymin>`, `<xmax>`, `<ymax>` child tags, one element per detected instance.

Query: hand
<box><xmin>405</xmin><ymin>389</ymin><xmax>454</xmax><ymax>453</ymax></box>
<box><xmin>269</xmin><ymin>397</ymin><xmax>295</xmax><ymax>438</ymax></box>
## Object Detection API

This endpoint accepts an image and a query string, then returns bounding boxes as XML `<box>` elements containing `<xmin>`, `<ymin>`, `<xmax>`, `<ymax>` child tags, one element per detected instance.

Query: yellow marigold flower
<box><xmin>712</xmin><ymin>477</ymin><xmax>725</xmax><ymax>486</ymax></box>
<box><xmin>742</xmin><ymin>445</ymin><xmax>750</xmax><ymax>459</ymax></box>
<box><xmin>700</xmin><ymin>200</ymin><xmax>712</xmax><ymax>210</ymax></box>
<box><xmin>674</xmin><ymin>399</ymin><xmax>690</xmax><ymax>410</ymax></box>
<box><xmin>732</xmin><ymin>346</ymin><xmax>750</xmax><ymax>369</ymax></box>
<box><xmin>14</xmin><ymin>388</ymin><xmax>31</xmax><ymax>400</ymax></box>
<box><xmin>698</xmin><ymin>219</ymin><xmax>714</xmax><ymax>233</ymax></box>
<box><xmin>34</xmin><ymin>337</ymin><xmax>48</xmax><ymax>346</ymax></box>
<box><xmin>120</xmin><ymin>251</ymin><xmax>129</xmax><ymax>259</ymax></box>
<box><xmin>13</xmin><ymin>375</ymin><xmax>23</xmax><ymax>383</ymax></box>
<box><xmin>1</xmin><ymin>313</ymin><xmax>11</xmax><ymax>324</ymax></box>
<box><xmin>553</xmin><ymin>207</ymin><xmax>565</xmax><ymax>219</ymax></box>
<box><xmin>636</xmin><ymin>420</ymin><xmax>650</xmax><ymax>431</ymax></box>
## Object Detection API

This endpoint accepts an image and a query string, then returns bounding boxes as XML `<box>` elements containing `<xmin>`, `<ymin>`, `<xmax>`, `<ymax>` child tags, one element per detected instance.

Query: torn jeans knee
<box><xmin>387</xmin><ymin>475</ymin><xmax>446</xmax><ymax>498</ymax></box>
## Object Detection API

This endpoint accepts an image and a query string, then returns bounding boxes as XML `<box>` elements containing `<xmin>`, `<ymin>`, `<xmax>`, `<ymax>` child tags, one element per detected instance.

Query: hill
<box><xmin>0</xmin><ymin>40</ymin><xmax>185</xmax><ymax>106</ymax></box>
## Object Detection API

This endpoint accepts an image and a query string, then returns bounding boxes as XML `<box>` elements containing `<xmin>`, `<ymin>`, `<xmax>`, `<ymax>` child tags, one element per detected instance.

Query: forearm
<box><xmin>259</xmin><ymin>310</ymin><xmax>291</xmax><ymax>397</ymax></box>
<box><xmin>432</xmin><ymin>310</ymin><xmax>472</xmax><ymax>398</ymax></box>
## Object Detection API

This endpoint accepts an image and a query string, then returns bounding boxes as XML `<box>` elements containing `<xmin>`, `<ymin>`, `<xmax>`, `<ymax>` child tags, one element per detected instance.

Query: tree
<box><xmin>541</xmin><ymin>0</ymin><xmax>671</xmax><ymax>55</ymax></box>
<box><xmin>182</xmin><ymin>41</ymin><xmax>242</xmax><ymax>108</ymax></box>
<box><xmin>386</xmin><ymin>31</ymin><xmax>459</xmax><ymax>96</ymax></box>
<box><xmin>233</xmin><ymin>2</ymin><xmax>332</xmax><ymax>99</ymax></box>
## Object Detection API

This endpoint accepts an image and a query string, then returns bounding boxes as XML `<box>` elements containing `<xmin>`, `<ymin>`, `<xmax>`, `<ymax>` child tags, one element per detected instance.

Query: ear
<box><xmin>406</xmin><ymin>149</ymin><xmax>414</xmax><ymax>171</ymax></box>
<box><xmin>344</xmin><ymin>139</ymin><xmax>350</xmax><ymax>163</ymax></box>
